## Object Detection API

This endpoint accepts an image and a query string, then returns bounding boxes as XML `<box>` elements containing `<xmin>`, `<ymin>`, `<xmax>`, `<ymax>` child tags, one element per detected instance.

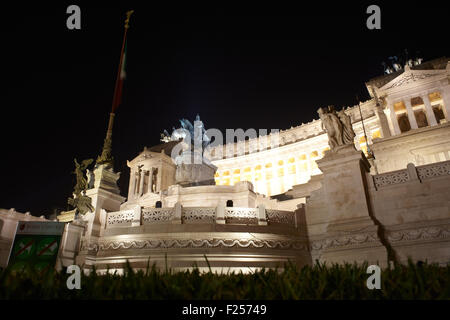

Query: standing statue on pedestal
<box><xmin>337</xmin><ymin>109</ymin><xmax>356</xmax><ymax>144</ymax></box>
<box><xmin>317</xmin><ymin>106</ymin><xmax>355</xmax><ymax>151</ymax></box>
<box><xmin>317</xmin><ymin>106</ymin><xmax>343</xmax><ymax>149</ymax></box>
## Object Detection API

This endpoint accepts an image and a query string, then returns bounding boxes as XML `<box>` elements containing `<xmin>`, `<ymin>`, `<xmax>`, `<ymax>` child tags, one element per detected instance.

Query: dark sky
<box><xmin>1</xmin><ymin>2</ymin><xmax>449</xmax><ymax>216</ymax></box>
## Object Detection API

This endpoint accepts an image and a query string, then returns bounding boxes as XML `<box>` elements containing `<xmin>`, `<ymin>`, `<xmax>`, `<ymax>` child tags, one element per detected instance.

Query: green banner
<box><xmin>7</xmin><ymin>221</ymin><xmax>64</xmax><ymax>274</ymax></box>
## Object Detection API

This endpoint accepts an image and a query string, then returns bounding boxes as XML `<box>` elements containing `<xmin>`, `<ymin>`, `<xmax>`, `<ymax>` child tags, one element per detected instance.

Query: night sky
<box><xmin>1</xmin><ymin>2</ymin><xmax>449</xmax><ymax>217</ymax></box>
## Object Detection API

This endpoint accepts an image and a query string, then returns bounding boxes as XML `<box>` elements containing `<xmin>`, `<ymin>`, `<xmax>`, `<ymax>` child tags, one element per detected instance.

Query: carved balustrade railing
<box><xmin>142</xmin><ymin>208</ymin><xmax>174</xmax><ymax>224</ymax></box>
<box><xmin>106</xmin><ymin>210</ymin><xmax>135</xmax><ymax>227</ymax></box>
<box><xmin>416</xmin><ymin>161</ymin><xmax>450</xmax><ymax>181</ymax></box>
<box><xmin>266</xmin><ymin>209</ymin><xmax>295</xmax><ymax>225</ymax></box>
<box><xmin>373</xmin><ymin>159</ymin><xmax>450</xmax><ymax>189</ymax></box>
<box><xmin>224</xmin><ymin>207</ymin><xmax>258</xmax><ymax>224</ymax></box>
<box><xmin>182</xmin><ymin>207</ymin><xmax>216</xmax><ymax>223</ymax></box>
<box><xmin>105</xmin><ymin>206</ymin><xmax>297</xmax><ymax>228</ymax></box>
<box><xmin>373</xmin><ymin>169</ymin><xmax>410</xmax><ymax>188</ymax></box>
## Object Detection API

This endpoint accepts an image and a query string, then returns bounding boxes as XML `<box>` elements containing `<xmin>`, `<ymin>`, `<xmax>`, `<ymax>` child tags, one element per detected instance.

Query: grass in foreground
<box><xmin>0</xmin><ymin>260</ymin><xmax>449</xmax><ymax>299</ymax></box>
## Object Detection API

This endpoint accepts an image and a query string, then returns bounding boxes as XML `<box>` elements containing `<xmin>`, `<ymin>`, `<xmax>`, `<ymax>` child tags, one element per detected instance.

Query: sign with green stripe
<box><xmin>7</xmin><ymin>221</ymin><xmax>65</xmax><ymax>273</ymax></box>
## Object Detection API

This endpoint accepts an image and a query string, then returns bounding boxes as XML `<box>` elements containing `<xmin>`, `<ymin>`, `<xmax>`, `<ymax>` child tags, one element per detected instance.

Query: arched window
<box><xmin>155</xmin><ymin>201</ymin><xmax>162</xmax><ymax>208</ymax></box>
<box><xmin>226</xmin><ymin>200</ymin><xmax>233</xmax><ymax>207</ymax></box>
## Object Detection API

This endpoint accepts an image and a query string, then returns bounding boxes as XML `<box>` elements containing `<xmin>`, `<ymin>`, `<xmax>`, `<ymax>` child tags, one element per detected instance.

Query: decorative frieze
<box><xmin>310</xmin><ymin>232</ymin><xmax>380</xmax><ymax>251</ymax></box>
<box><xmin>387</xmin><ymin>225</ymin><xmax>450</xmax><ymax>242</ymax></box>
<box><xmin>82</xmin><ymin>238</ymin><xmax>308</xmax><ymax>252</ymax></box>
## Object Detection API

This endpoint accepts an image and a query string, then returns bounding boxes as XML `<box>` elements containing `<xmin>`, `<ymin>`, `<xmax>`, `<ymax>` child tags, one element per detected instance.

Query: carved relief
<box><xmin>373</xmin><ymin>170</ymin><xmax>410</xmax><ymax>188</ymax></box>
<box><xmin>107</xmin><ymin>210</ymin><xmax>135</xmax><ymax>226</ymax></box>
<box><xmin>81</xmin><ymin>239</ymin><xmax>308</xmax><ymax>252</ymax></box>
<box><xmin>142</xmin><ymin>208</ymin><xmax>174</xmax><ymax>223</ymax></box>
<box><xmin>182</xmin><ymin>207</ymin><xmax>216</xmax><ymax>223</ymax></box>
<box><xmin>266</xmin><ymin>209</ymin><xmax>295</xmax><ymax>225</ymax></box>
<box><xmin>417</xmin><ymin>162</ymin><xmax>450</xmax><ymax>180</ymax></box>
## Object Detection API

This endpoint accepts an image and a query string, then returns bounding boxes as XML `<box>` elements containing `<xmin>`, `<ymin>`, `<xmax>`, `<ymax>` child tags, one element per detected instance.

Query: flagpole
<box><xmin>356</xmin><ymin>95</ymin><xmax>374</xmax><ymax>159</ymax></box>
<box><xmin>97</xmin><ymin>10</ymin><xmax>134</xmax><ymax>167</ymax></box>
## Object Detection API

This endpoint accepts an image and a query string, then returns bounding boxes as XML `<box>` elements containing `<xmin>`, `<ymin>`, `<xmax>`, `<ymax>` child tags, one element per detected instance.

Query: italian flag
<box><xmin>112</xmin><ymin>41</ymin><xmax>127</xmax><ymax>112</ymax></box>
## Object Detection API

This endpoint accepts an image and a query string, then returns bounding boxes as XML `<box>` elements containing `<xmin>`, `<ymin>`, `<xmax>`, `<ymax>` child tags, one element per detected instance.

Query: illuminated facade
<box><xmin>46</xmin><ymin>56</ymin><xmax>450</xmax><ymax>272</ymax></box>
<box><xmin>211</xmin><ymin>57</ymin><xmax>450</xmax><ymax>196</ymax></box>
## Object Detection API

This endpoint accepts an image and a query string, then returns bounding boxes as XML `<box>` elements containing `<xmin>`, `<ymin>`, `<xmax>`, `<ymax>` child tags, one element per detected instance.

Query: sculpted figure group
<box><xmin>317</xmin><ymin>106</ymin><xmax>356</xmax><ymax>151</ymax></box>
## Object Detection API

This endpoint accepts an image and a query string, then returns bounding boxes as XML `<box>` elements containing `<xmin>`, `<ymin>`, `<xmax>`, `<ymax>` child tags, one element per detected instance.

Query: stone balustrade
<box><xmin>106</xmin><ymin>210</ymin><xmax>135</xmax><ymax>227</ymax></box>
<box><xmin>372</xmin><ymin>159</ymin><xmax>450</xmax><ymax>189</ymax></box>
<box><xmin>106</xmin><ymin>205</ymin><xmax>297</xmax><ymax>228</ymax></box>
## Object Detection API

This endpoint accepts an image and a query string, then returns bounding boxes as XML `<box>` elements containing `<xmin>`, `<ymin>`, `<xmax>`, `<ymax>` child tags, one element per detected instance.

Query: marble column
<box><xmin>375</xmin><ymin>105</ymin><xmax>391</xmax><ymax>138</ymax></box>
<box><xmin>138</xmin><ymin>169</ymin><xmax>145</xmax><ymax>197</ymax></box>
<box><xmin>404</xmin><ymin>97</ymin><xmax>418</xmax><ymax>129</ymax></box>
<box><xmin>421</xmin><ymin>93</ymin><xmax>438</xmax><ymax>126</ymax></box>
<box><xmin>133</xmin><ymin>172</ymin><xmax>139</xmax><ymax>199</ymax></box>
<box><xmin>440</xmin><ymin>86</ymin><xmax>450</xmax><ymax>121</ymax></box>
<box><xmin>128</xmin><ymin>170</ymin><xmax>137</xmax><ymax>200</ymax></box>
<box><xmin>387</xmin><ymin>99</ymin><xmax>401</xmax><ymax>135</ymax></box>
<box><xmin>148</xmin><ymin>167</ymin><xmax>154</xmax><ymax>193</ymax></box>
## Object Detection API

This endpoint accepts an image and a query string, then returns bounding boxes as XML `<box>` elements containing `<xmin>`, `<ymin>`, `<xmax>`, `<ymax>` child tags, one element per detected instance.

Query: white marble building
<box><xmin>5</xmin><ymin>56</ymin><xmax>448</xmax><ymax>273</ymax></box>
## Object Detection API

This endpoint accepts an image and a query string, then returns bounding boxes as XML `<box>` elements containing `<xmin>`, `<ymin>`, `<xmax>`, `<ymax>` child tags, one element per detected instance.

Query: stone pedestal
<box><xmin>307</xmin><ymin>145</ymin><xmax>388</xmax><ymax>267</ymax></box>
<box><xmin>175</xmin><ymin>150</ymin><xmax>217</xmax><ymax>186</ymax></box>
<box><xmin>75</xmin><ymin>164</ymin><xmax>126</xmax><ymax>267</ymax></box>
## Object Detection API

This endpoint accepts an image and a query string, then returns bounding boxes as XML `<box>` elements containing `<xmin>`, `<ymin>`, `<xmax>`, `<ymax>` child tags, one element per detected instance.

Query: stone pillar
<box><xmin>133</xmin><ymin>172</ymin><xmax>139</xmax><ymax>199</ymax></box>
<box><xmin>257</xmin><ymin>204</ymin><xmax>267</xmax><ymax>226</ymax></box>
<box><xmin>404</xmin><ymin>98</ymin><xmax>418</xmax><ymax>129</ymax></box>
<box><xmin>138</xmin><ymin>169</ymin><xmax>145</xmax><ymax>197</ymax></box>
<box><xmin>128</xmin><ymin>169</ymin><xmax>137</xmax><ymax>201</ymax></box>
<box><xmin>387</xmin><ymin>99</ymin><xmax>401</xmax><ymax>135</ymax></box>
<box><xmin>216</xmin><ymin>202</ymin><xmax>225</xmax><ymax>224</ymax></box>
<box><xmin>148</xmin><ymin>167</ymin><xmax>154</xmax><ymax>193</ymax></box>
<box><xmin>422</xmin><ymin>93</ymin><xmax>438</xmax><ymax>126</ymax></box>
<box><xmin>308</xmin><ymin>145</ymin><xmax>389</xmax><ymax>267</ymax></box>
<box><xmin>375</xmin><ymin>105</ymin><xmax>391</xmax><ymax>138</ymax></box>
<box><xmin>156</xmin><ymin>167</ymin><xmax>162</xmax><ymax>192</ymax></box>
<box><xmin>172</xmin><ymin>202</ymin><xmax>182</xmax><ymax>224</ymax></box>
<box><xmin>439</xmin><ymin>86</ymin><xmax>450</xmax><ymax>121</ymax></box>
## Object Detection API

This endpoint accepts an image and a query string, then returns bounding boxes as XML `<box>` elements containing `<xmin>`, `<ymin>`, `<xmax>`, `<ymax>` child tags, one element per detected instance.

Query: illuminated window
<box><xmin>266</xmin><ymin>171</ymin><xmax>273</xmax><ymax>180</ymax></box>
<box><xmin>429</xmin><ymin>92</ymin><xmax>442</xmax><ymax>103</ymax></box>
<box><xmin>254</xmin><ymin>172</ymin><xmax>262</xmax><ymax>181</ymax></box>
<box><xmin>372</xmin><ymin>129</ymin><xmax>381</xmax><ymax>140</ymax></box>
<box><xmin>214</xmin><ymin>172</ymin><xmax>220</xmax><ymax>178</ymax></box>
<box><xmin>299</xmin><ymin>154</ymin><xmax>306</xmax><ymax>161</ymax></box>
<box><xmin>255</xmin><ymin>165</ymin><xmax>261</xmax><ymax>171</ymax></box>
<box><xmin>278</xmin><ymin>160</ymin><xmax>284</xmax><ymax>166</ymax></box>
<box><xmin>244</xmin><ymin>167</ymin><xmax>251</xmax><ymax>173</ymax></box>
<box><xmin>288</xmin><ymin>157</ymin><xmax>295</xmax><ymax>163</ymax></box>
<box><xmin>359</xmin><ymin>136</ymin><xmax>366</xmax><ymax>144</ymax></box>
<box><xmin>310</xmin><ymin>151</ymin><xmax>318</xmax><ymax>158</ymax></box>
<box><xmin>278</xmin><ymin>168</ymin><xmax>284</xmax><ymax>177</ymax></box>
<box><xmin>265</xmin><ymin>163</ymin><xmax>272</xmax><ymax>168</ymax></box>
<box><xmin>298</xmin><ymin>162</ymin><xmax>307</xmax><ymax>172</ymax></box>
<box><xmin>394</xmin><ymin>101</ymin><xmax>407</xmax><ymax>112</ymax></box>
<box><xmin>322</xmin><ymin>147</ymin><xmax>330</xmax><ymax>155</ymax></box>
<box><xmin>233</xmin><ymin>176</ymin><xmax>240</xmax><ymax>183</ymax></box>
<box><xmin>223</xmin><ymin>171</ymin><xmax>230</xmax><ymax>176</ymax></box>
<box><xmin>233</xmin><ymin>169</ymin><xmax>240</xmax><ymax>175</ymax></box>
<box><xmin>222</xmin><ymin>178</ymin><xmax>230</xmax><ymax>186</ymax></box>
<box><xmin>288</xmin><ymin>165</ymin><xmax>296</xmax><ymax>174</ymax></box>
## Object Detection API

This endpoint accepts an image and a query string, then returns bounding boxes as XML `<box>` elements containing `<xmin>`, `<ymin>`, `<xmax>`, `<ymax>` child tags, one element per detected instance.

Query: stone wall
<box><xmin>304</xmin><ymin>148</ymin><xmax>450</xmax><ymax>266</ymax></box>
<box><xmin>368</xmin><ymin>161</ymin><xmax>450</xmax><ymax>265</ymax></box>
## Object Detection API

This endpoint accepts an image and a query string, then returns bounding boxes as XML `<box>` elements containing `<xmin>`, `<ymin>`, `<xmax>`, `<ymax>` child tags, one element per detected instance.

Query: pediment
<box><xmin>127</xmin><ymin>150</ymin><xmax>165</xmax><ymax>167</ymax></box>
<box><xmin>380</xmin><ymin>68</ymin><xmax>445</xmax><ymax>91</ymax></box>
